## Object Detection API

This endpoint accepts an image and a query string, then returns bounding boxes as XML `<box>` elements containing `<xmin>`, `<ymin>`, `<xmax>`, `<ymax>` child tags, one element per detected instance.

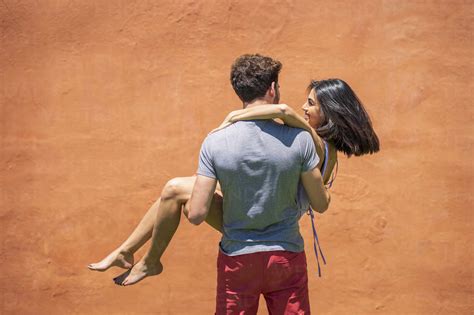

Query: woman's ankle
<box><xmin>142</xmin><ymin>253</ymin><xmax>161</xmax><ymax>266</ymax></box>
<box><xmin>116</xmin><ymin>246</ymin><xmax>134</xmax><ymax>255</ymax></box>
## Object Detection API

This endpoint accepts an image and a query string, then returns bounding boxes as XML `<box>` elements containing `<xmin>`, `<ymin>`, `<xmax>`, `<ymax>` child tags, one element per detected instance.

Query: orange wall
<box><xmin>1</xmin><ymin>1</ymin><xmax>472</xmax><ymax>314</ymax></box>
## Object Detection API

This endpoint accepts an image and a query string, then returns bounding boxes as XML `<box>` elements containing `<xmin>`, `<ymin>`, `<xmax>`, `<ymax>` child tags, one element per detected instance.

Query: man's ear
<box><xmin>269</xmin><ymin>81</ymin><xmax>276</xmax><ymax>97</ymax></box>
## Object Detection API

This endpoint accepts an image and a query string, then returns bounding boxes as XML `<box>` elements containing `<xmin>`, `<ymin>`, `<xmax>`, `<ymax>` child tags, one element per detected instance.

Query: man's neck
<box><xmin>243</xmin><ymin>98</ymin><xmax>274</xmax><ymax>109</ymax></box>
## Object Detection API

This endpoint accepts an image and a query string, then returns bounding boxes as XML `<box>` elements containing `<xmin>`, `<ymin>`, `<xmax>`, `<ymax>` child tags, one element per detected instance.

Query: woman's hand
<box><xmin>209</xmin><ymin>120</ymin><xmax>232</xmax><ymax>134</ymax></box>
<box><xmin>209</xmin><ymin>111</ymin><xmax>239</xmax><ymax>134</ymax></box>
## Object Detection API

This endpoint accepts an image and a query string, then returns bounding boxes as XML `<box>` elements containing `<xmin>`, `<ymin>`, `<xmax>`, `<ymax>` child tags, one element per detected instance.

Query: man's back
<box><xmin>197</xmin><ymin>119</ymin><xmax>319</xmax><ymax>256</ymax></box>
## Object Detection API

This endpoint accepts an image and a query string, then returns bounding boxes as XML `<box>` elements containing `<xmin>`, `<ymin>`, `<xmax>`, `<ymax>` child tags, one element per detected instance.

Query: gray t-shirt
<box><xmin>197</xmin><ymin>120</ymin><xmax>319</xmax><ymax>256</ymax></box>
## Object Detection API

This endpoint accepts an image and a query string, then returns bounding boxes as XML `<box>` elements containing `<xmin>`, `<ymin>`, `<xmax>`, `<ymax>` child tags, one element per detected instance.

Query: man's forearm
<box><xmin>188</xmin><ymin>175</ymin><xmax>217</xmax><ymax>225</ymax></box>
<box><xmin>301</xmin><ymin>167</ymin><xmax>330</xmax><ymax>213</ymax></box>
<box><xmin>315</xmin><ymin>187</ymin><xmax>331</xmax><ymax>213</ymax></box>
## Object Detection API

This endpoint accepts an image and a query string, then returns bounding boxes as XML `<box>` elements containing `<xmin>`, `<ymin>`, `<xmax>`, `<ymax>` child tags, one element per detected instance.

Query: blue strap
<box><xmin>308</xmin><ymin>207</ymin><xmax>327</xmax><ymax>277</ymax></box>
<box><xmin>321</xmin><ymin>141</ymin><xmax>329</xmax><ymax>176</ymax></box>
<box><xmin>307</xmin><ymin>140</ymin><xmax>329</xmax><ymax>277</ymax></box>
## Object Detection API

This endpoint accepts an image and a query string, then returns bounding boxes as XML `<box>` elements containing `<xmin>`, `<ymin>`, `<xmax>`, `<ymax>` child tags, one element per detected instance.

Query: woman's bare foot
<box><xmin>88</xmin><ymin>249</ymin><xmax>134</xmax><ymax>272</ymax></box>
<box><xmin>113</xmin><ymin>259</ymin><xmax>163</xmax><ymax>286</ymax></box>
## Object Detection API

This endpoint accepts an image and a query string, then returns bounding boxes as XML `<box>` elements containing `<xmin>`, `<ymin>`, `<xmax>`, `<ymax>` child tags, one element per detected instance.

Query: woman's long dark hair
<box><xmin>309</xmin><ymin>79</ymin><xmax>380</xmax><ymax>157</ymax></box>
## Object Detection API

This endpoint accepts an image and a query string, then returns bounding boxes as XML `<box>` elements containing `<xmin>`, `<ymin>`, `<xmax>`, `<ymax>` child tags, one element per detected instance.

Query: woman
<box><xmin>88</xmin><ymin>79</ymin><xmax>380</xmax><ymax>286</ymax></box>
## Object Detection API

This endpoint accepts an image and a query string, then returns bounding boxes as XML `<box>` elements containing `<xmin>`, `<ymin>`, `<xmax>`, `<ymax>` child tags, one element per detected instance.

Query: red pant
<box><xmin>216</xmin><ymin>250</ymin><xmax>310</xmax><ymax>315</ymax></box>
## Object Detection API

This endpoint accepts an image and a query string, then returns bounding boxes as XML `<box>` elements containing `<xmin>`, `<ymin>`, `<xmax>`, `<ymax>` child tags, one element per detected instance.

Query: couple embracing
<box><xmin>89</xmin><ymin>54</ymin><xmax>379</xmax><ymax>314</ymax></box>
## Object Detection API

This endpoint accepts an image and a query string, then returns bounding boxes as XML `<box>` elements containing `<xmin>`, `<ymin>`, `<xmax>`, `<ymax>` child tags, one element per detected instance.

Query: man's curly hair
<box><xmin>230</xmin><ymin>54</ymin><xmax>282</xmax><ymax>103</ymax></box>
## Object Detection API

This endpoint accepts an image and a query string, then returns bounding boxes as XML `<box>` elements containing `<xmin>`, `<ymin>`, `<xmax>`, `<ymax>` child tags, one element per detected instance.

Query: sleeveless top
<box><xmin>296</xmin><ymin>140</ymin><xmax>337</xmax><ymax>277</ymax></box>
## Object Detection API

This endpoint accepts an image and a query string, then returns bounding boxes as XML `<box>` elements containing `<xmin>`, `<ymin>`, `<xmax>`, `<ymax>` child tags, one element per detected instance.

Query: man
<box><xmin>188</xmin><ymin>54</ymin><xmax>330</xmax><ymax>314</ymax></box>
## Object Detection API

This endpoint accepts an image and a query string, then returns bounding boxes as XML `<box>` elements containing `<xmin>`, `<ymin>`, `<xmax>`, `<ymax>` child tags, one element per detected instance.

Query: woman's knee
<box><xmin>161</xmin><ymin>177</ymin><xmax>190</xmax><ymax>202</ymax></box>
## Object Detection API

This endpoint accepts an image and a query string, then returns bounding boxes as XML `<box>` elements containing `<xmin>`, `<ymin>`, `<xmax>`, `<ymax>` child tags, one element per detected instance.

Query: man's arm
<box><xmin>301</xmin><ymin>166</ymin><xmax>331</xmax><ymax>213</ymax></box>
<box><xmin>187</xmin><ymin>175</ymin><xmax>218</xmax><ymax>225</ymax></box>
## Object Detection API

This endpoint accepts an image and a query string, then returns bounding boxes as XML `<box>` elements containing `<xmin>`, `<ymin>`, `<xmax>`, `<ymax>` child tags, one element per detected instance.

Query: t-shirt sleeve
<box><xmin>196</xmin><ymin>136</ymin><xmax>217</xmax><ymax>179</ymax></box>
<box><xmin>299</xmin><ymin>131</ymin><xmax>320</xmax><ymax>172</ymax></box>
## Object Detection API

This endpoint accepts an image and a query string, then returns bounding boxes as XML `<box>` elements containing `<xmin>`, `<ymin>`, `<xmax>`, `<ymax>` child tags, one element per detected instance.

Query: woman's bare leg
<box><xmin>89</xmin><ymin>176</ymin><xmax>203</xmax><ymax>272</ymax></box>
<box><xmin>88</xmin><ymin>197</ymin><xmax>162</xmax><ymax>271</ymax></box>
<box><xmin>114</xmin><ymin>176</ymin><xmax>224</xmax><ymax>286</ymax></box>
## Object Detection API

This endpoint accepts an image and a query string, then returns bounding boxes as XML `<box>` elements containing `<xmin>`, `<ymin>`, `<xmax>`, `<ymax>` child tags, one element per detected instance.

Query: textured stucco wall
<box><xmin>1</xmin><ymin>0</ymin><xmax>472</xmax><ymax>314</ymax></box>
